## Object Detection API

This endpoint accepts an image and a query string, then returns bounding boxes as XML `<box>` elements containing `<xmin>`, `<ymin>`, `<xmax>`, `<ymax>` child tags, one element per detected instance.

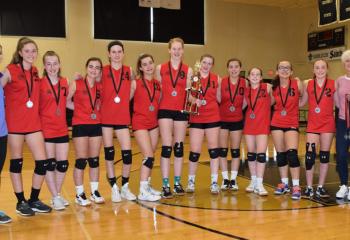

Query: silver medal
<box><xmin>315</xmin><ymin>107</ymin><xmax>321</xmax><ymax>114</ymax></box>
<box><xmin>171</xmin><ymin>90</ymin><xmax>177</xmax><ymax>97</ymax></box>
<box><xmin>250</xmin><ymin>112</ymin><xmax>256</xmax><ymax>119</ymax></box>
<box><xmin>114</xmin><ymin>96</ymin><xmax>121</xmax><ymax>103</ymax></box>
<box><xmin>229</xmin><ymin>106</ymin><xmax>235</xmax><ymax>112</ymax></box>
<box><xmin>201</xmin><ymin>99</ymin><xmax>207</xmax><ymax>106</ymax></box>
<box><xmin>281</xmin><ymin>109</ymin><xmax>287</xmax><ymax>116</ymax></box>
<box><xmin>149</xmin><ymin>105</ymin><xmax>155</xmax><ymax>112</ymax></box>
<box><xmin>91</xmin><ymin>113</ymin><xmax>97</xmax><ymax>120</ymax></box>
<box><xmin>56</xmin><ymin>108</ymin><xmax>61</xmax><ymax>116</ymax></box>
<box><xmin>26</xmin><ymin>100</ymin><xmax>34</xmax><ymax>108</ymax></box>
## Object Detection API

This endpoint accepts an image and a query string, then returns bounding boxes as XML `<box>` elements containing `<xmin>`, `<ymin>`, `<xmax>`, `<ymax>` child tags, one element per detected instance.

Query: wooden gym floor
<box><xmin>0</xmin><ymin>127</ymin><xmax>350</xmax><ymax>240</ymax></box>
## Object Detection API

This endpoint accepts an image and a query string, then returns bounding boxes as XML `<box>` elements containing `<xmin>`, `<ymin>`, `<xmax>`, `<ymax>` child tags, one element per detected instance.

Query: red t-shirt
<box><xmin>271</xmin><ymin>79</ymin><xmax>299</xmax><ymax>128</ymax></box>
<box><xmin>39</xmin><ymin>76</ymin><xmax>69</xmax><ymax>138</ymax></box>
<box><xmin>4</xmin><ymin>64</ymin><xmax>41</xmax><ymax>133</ymax></box>
<box><xmin>243</xmin><ymin>83</ymin><xmax>271</xmax><ymax>135</ymax></box>
<box><xmin>132</xmin><ymin>78</ymin><xmax>161</xmax><ymax>130</ymax></box>
<box><xmin>101</xmin><ymin>65</ymin><xmax>131</xmax><ymax>125</ymax></box>
<box><xmin>219</xmin><ymin>76</ymin><xmax>246</xmax><ymax>122</ymax></box>
<box><xmin>306</xmin><ymin>78</ymin><xmax>335</xmax><ymax>133</ymax></box>
<box><xmin>72</xmin><ymin>78</ymin><xmax>102</xmax><ymax>125</ymax></box>
<box><xmin>159</xmin><ymin>62</ymin><xmax>189</xmax><ymax>111</ymax></box>
<box><xmin>190</xmin><ymin>73</ymin><xmax>220</xmax><ymax>123</ymax></box>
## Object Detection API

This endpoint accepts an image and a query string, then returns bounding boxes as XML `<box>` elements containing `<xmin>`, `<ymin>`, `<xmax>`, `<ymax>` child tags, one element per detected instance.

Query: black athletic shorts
<box><xmin>220</xmin><ymin>120</ymin><xmax>244</xmax><ymax>131</ymax></box>
<box><xmin>158</xmin><ymin>109</ymin><xmax>189</xmax><ymax>121</ymax></box>
<box><xmin>189</xmin><ymin>122</ymin><xmax>221</xmax><ymax>129</ymax></box>
<box><xmin>72</xmin><ymin>124</ymin><xmax>102</xmax><ymax>138</ymax></box>
<box><xmin>45</xmin><ymin>135</ymin><xmax>69</xmax><ymax>143</ymax></box>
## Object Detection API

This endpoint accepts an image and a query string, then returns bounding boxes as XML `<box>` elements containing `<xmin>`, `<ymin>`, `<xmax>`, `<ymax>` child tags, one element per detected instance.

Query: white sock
<box><xmin>292</xmin><ymin>179</ymin><xmax>299</xmax><ymax>186</ymax></box>
<box><xmin>76</xmin><ymin>185</ymin><xmax>84</xmax><ymax>195</ymax></box>
<box><xmin>211</xmin><ymin>174</ymin><xmax>218</xmax><ymax>184</ymax></box>
<box><xmin>221</xmin><ymin>171</ymin><xmax>229</xmax><ymax>180</ymax></box>
<box><xmin>256</xmin><ymin>177</ymin><xmax>263</xmax><ymax>186</ymax></box>
<box><xmin>90</xmin><ymin>181</ymin><xmax>99</xmax><ymax>193</ymax></box>
<box><xmin>318</xmin><ymin>185</ymin><xmax>322</xmax><ymax>188</ymax></box>
<box><xmin>140</xmin><ymin>181</ymin><xmax>149</xmax><ymax>190</ymax></box>
<box><xmin>188</xmin><ymin>175</ymin><xmax>196</xmax><ymax>183</ymax></box>
<box><xmin>251</xmin><ymin>175</ymin><xmax>257</xmax><ymax>183</ymax></box>
<box><xmin>231</xmin><ymin>171</ymin><xmax>238</xmax><ymax>180</ymax></box>
<box><xmin>148</xmin><ymin>177</ymin><xmax>151</xmax><ymax>183</ymax></box>
<box><xmin>281</xmin><ymin>178</ymin><xmax>289</xmax><ymax>185</ymax></box>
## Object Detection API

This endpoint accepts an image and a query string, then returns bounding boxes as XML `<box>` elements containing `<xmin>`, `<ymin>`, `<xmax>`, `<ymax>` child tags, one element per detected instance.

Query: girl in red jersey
<box><xmin>219</xmin><ymin>58</ymin><xmax>247</xmax><ymax>191</ymax></box>
<box><xmin>271</xmin><ymin>61</ymin><xmax>303</xmax><ymax>200</ymax></box>
<box><xmin>185</xmin><ymin>54</ymin><xmax>222</xmax><ymax>194</ymax></box>
<box><xmin>156</xmin><ymin>38</ymin><xmax>192</xmax><ymax>198</ymax></box>
<box><xmin>39</xmin><ymin>51</ymin><xmax>69</xmax><ymax>210</ymax></box>
<box><xmin>100</xmin><ymin>41</ymin><xmax>136</xmax><ymax>202</ymax></box>
<box><xmin>156</xmin><ymin>37</ymin><xmax>192</xmax><ymax>198</ymax></box>
<box><xmin>300</xmin><ymin>59</ymin><xmax>336</xmax><ymax>198</ymax></box>
<box><xmin>67</xmin><ymin>57</ymin><xmax>104</xmax><ymax>206</ymax></box>
<box><xmin>131</xmin><ymin>54</ymin><xmax>161</xmax><ymax>201</ymax></box>
<box><xmin>1</xmin><ymin>37</ymin><xmax>52</xmax><ymax>216</ymax></box>
<box><xmin>244</xmin><ymin>67</ymin><xmax>274</xmax><ymax>196</ymax></box>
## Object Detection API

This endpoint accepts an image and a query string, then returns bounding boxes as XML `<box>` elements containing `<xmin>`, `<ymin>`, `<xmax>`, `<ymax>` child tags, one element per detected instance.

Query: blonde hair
<box><xmin>341</xmin><ymin>50</ymin><xmax>350</xmax><ymax>63</ymax></box>
<box><xmin>168</xmin><ymin>37</ymin><xmax>184</xmax><ymax>49</ymax></box>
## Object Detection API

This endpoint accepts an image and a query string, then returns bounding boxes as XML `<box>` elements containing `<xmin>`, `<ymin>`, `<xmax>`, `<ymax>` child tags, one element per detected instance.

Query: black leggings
<box><xmin>0</xmin><ymin>135</ymin><xmax>7</xmax><ymax>174</ymax></box>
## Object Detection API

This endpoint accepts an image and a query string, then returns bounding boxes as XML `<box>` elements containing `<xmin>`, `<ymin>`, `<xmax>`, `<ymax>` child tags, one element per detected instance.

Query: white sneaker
<box><xmin>51</xmin><ymin>196</ymin><xmax>65</xmax><ymax>211</ymax></box>
<box><xmin>336</xmin><ymin>185</ymin><xmax>348</xmax><ymax>199</ymax></box>
<box><xmin>75</xmin><ymin>193</ymin><xmax>91</xmax><ymax>206</ymax></box>
<box><xmin>210</xmin><ymin>182</ymin><xmax>220</xmax><ymax>194</ymax></box>
<box><xmin>90</xmin><ymin>190</ymin><xmax>105</xmax><ymax>204</ymax></box>
<box><xmin>254</xmin><ymin>184</ymin><xmax>268</xmax><ymax>196</ymax></box>
<box><xmin>121</xmin><ymin>183</ymin><xmax>137</xmax><ymax>201</ymax></box>
<box><xmin>186</xmin><ymin>180</ymin><xmax>195</xmax><ymax>193</ymax></box>
<box><xmin>149</xmin><ymin>185</ymin><xmax>161</xmax><ymax>196</ymax></box>
<box><xmin>246</xmin><ymin>180</ymin><xmax>256</xmax><ymax>192</ymax></box>
<box><xmin>58</xmin><ymin>195</ymin><xmax>69</xmax><ymax>206</ymax></box>
<box><xmin>138</xmin><ymin>187</ymin><xmax>161</xmax><ymax>202</ymax></box>
<box><xmin>111</xmin><ymin>185</ymin><xmax>122</xmax><ymax>203</ymax></box>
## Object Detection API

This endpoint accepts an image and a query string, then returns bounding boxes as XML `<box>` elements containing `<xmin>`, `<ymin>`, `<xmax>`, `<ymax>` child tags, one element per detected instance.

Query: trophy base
<box><xmin>181</xmin><ymin>109</ymin><xmax>199</xmax><ymax>115</ymax></box>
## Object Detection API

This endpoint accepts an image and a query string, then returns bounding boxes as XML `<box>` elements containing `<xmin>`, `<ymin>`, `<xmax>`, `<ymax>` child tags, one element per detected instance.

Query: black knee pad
<box><xmin>46</xmin><ymin>158</ymin><xmax>57</xmax><ymax>172</ymax></box>
<box><xmin>122</xmin><ymin>150</ymin><xmax>132</xmax><ymax>165</ymax></box>
<box><xmin>247</xmin><ymin>152</ymin><xmax>257</xmax><ymax>162</ymax></box>
<box><xmin>287</xmin><ymin>149</ymin><xmax>300</xmax><ymax>168</ymax></box>
<box><xmin>174</xmin><ymin>142</ymin><xmax>184</xmax><ymax>158</ymax></box>
<box><xmin>34</xmin><ymin>160</ymin><xmax>48</xmax><ymax>175</ymax></box>
<box><xmin>231</xmin><ymin>148</ymin><xmax>240</xmax><ymax>158</ymax></box>
<box><xmin>143</xmin><ymin>157</ymin><xmax>154</xmax><ymax>169</ymax></box>
<box><xmin>56</xmin><ymin>160</ymin><xmax>69</xmax><ymax>173</ymax></box>
<box><xmin>257</xmin><ymin>153</ymin><xmax>266</xmax><ymax>163</ymax></box>
<box><xmin>104</xmin><ymin>146</ymin><xmax>115</xmax><ymax>161</ymax></box>
<box><xmin>10</xmin><ymin>158</ymin><xmax>23</xmax><ymax>173</ymax></box>
<box><xmin>276</xmin><ymin>152</ymin><xmax>287</xmax><ymax>167</ymax></box>
<box><xmin>319</xmin><ymin>151</ymin><xmax>330</xmax><ymax>163</ymax></box>
<box><xmin>88</xmin><ymin>157</ymin><xmax>99</xmax><ymax>168</ymax></box>
<box><xmin>189</xmin><ymin>151</ymin><xmax>200</xmax><ymax>162</ymax></box>
<box><xmin>161</xmin><ymin>146</ymin><xmax>172</xmax><ymax>158</ymax></box>
<box><xmin>219</xmin><ymin>148</ymin><xmax>228</xmax><ymax>158</ymax></box>
<box><xmin>75</xmin><ymin>158</ymin><xmax>87</xmax><ymax>170</ymax></box>
<box><xmin>209</xmin><ymin>148</ymin><xmax>220</xmax><ymax>159</ymax></box>
<box><xmin>305</xmin><ymin>143</ymin><xmax>316</xmax><ymax>170</ymax></box>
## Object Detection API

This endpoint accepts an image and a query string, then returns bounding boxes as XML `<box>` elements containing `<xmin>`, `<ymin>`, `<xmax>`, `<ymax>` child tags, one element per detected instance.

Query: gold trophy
<box><xmin>346</xmin><ymin>94</ymin><xmax>350</xmax><ymax>128</ymax></box>
<box><xmin>181</xmin><ymin>61</ymin><xmax>202</xmax><ymax>115</ymax></box>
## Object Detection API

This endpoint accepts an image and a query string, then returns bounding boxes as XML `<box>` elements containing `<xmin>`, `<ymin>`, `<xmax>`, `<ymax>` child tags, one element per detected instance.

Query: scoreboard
<box><xmin>308</xmin><ymin>26</ymin><xmax>345</xmax><ymax>51</ymax></box>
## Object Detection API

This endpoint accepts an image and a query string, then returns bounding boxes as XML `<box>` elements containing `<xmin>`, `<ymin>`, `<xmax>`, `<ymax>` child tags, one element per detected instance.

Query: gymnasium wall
<box><xmin>0</xmin><ymin>0</ymin><xmax>348</xmax><ymax>80</ymax></box>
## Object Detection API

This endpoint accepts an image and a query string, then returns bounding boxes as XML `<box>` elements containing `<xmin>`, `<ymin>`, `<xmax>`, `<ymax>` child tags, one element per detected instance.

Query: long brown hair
<box><xmin>42</xmin><ymin>51</ymin><xmax>61</xmax><ymax>77</ymax></box>
<box><xmin>136</xmin><ymin>53</ymin><xmax>154</xmax><ymax>78</ymax></box>
<box><xmin>10</xmin><ymin>37</ymin><xmax>38</xmax><ymax>64</ymax></box>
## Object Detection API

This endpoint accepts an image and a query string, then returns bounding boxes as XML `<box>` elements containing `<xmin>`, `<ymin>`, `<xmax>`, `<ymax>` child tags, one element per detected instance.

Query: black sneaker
<box><xmin>316</xmin><ymin>186</ymin><xmax>330</xmax><ymax>198</ymax></box>
<box><xmin>0</xmin><ymin>211</ymin><xmax>12</xmax><ymax>223</ymax></box>
<box><xmin>16</xmin><ymin>201</ymin><xmax>35</xmax><ymax>216</ymax></box>
<box><xmin>161</xmin><ymin>186</ymin><xmax>173</xmax><ymax>199</ymax></box>
<box><xmin>28</xmin><ymin>200</ymin><xmax>52</xmax><ymax>213</ymax></box>
<box><xmin>173</xmin><ymin>184</ymin><xmax>185</xmax><ymax>196</ymax></box>
<box><xmin>221</xmin><ymin>179</ymin><xmax>230</xmax><ymax>191</ymax></box>
<box><xmin>229</xmin><ymin>179</ymin><xmax>239</xmax><ymax>191</ymax></box>
<box><xmin>302</xmin><ymin>187</ymin><xmax>314</xmax><ymax>198</ymax></box>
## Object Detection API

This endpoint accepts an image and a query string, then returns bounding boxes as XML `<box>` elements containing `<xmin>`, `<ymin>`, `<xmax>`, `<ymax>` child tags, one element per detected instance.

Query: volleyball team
<box><xmin>0</xmin><ymin>36</ymin><xmax>349</xmax><ymax>224</ymax></box>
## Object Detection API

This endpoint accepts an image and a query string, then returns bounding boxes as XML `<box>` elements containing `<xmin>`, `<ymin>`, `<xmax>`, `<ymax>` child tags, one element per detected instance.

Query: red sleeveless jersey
<box><xmin>220</xmin><ymin>76</ymin><xmax>246</xmax><ymax>122</ymax></box>
<box><xmin>190</xmin><ymin>73</ymin><xmax>220</xmax><ymax>123</ymax></box>
<box><xmin>271</xmin><ymin>79</ymin><xmax>299</xmax><ymax>128</ymax></box>
<box><xmin>243</xmin><ymin>83</ymin><xmax>271</xmax><ymax>135</ymax></box>
<box><xmin>4</xmin><ymin>64</ymin><xmax>41</xmax><ymax>133</ymax></box>
<box><xmin>101</xmin><ymin>65</ymin><xmax>131</xmax><ymax>125</ymax></box>
<box><xmin>39</xmin><ymin>76</ymin><xmax>69</xmax><ymax>138</ymax></box>
<box><xmin>159</xmin><ymin>62</ymin><xmax>189</xmax><ymax>111</ymax></box>
<box><xmin>306</xmin><ymin>78</ymin><xmax>335</xmax><ymax>133</ymax></box>
<box><xmin>72</xmin><ymin>78</ymin><xmax>102</xmax><ymax>125</ymax></box>
<box><xmin>132</xmin><ymin>78</ymin><xmax>161</xmax><ymax>130</ymax></box>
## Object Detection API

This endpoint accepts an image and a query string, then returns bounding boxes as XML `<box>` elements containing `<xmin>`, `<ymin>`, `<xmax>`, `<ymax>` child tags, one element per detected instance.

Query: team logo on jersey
<box><xmin>180</xmin><ymin>70</ymin><xmax>185</xmax><ymax>79</ymax></box>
